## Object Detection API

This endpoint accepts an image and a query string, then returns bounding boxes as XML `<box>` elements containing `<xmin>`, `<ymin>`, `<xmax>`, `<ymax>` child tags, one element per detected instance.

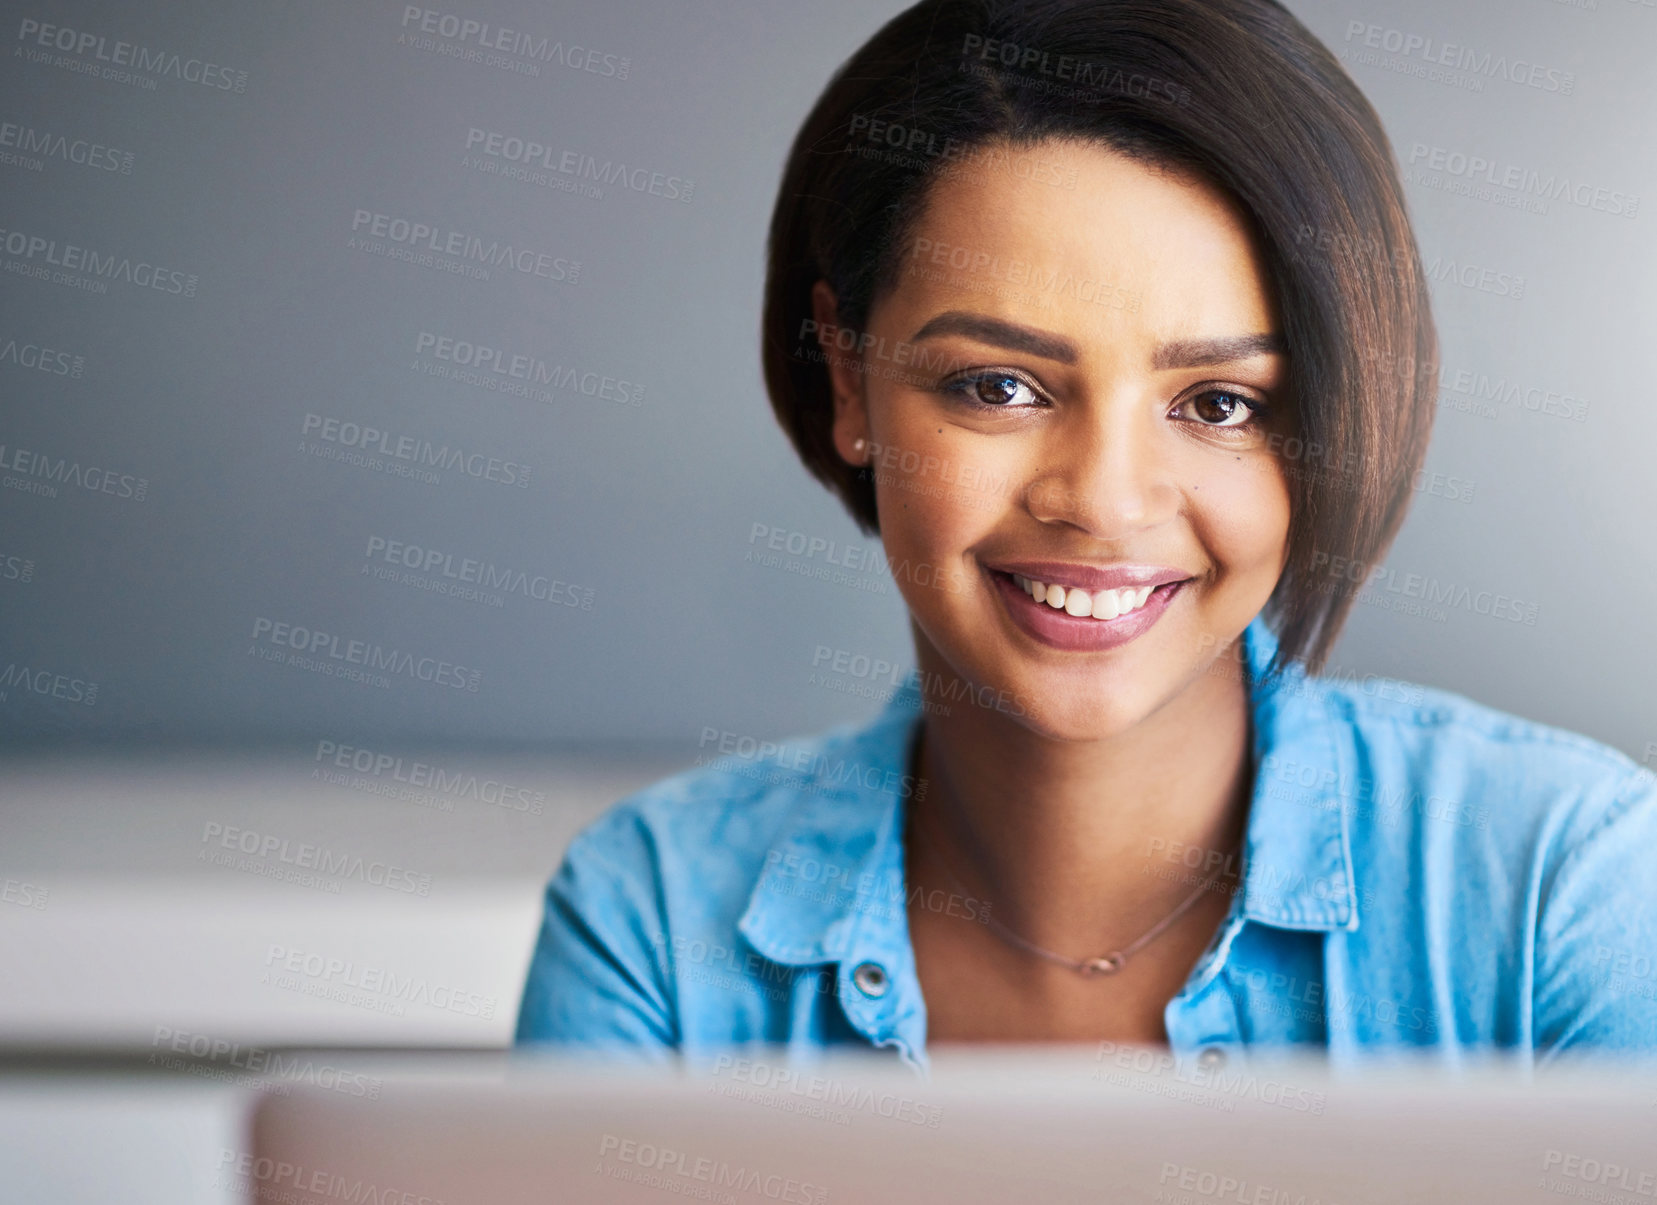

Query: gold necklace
<box><xmin>909</xmin><ymin>800</ymin><xmax>1235</xmax><ymax>977</ymax></box>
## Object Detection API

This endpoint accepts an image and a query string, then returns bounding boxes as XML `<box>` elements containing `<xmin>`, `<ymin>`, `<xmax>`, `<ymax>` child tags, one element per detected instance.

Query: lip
<box><xmin>983</xmin><ymin>561</ymin><xmax>1194</xmax><ymax>593</ymax></box>
<box><xmin>985</xmin><ymin>565</ymin><xmax>1193</xmax><ymax>653</ymax></box>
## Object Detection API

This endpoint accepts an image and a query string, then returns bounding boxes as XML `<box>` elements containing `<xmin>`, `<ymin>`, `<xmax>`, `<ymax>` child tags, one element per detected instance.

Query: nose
<box><xmin>1022</xmin><ymin>403</ymin><xmax>1180</xmax><ymax>540</ymax></box>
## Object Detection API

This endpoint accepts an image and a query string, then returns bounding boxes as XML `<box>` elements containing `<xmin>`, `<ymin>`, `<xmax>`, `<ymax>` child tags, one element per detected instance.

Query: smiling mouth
<box><xmin>990</xmin><ymin>570</ymin><xmax>1193</xmax><ymax>622</ymax></box>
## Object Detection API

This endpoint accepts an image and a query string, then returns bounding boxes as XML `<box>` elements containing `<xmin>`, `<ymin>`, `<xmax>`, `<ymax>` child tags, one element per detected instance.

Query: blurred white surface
<box><xmin>0</xmin><ymin>751</ymin><xmax>682</xmax><ymax>1048</ymax></box>
<box><xmin>0</xmin><ymin>1077</ymin><xmax>253</xmax><ymax>1205</ymax></box>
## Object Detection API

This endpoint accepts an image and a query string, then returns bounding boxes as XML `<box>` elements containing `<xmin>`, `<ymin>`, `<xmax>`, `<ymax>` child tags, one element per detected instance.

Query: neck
<box><xmin>907</xmin><ymin>639</ymin><xmax>1253</xmax><ymax>955</ymax></box>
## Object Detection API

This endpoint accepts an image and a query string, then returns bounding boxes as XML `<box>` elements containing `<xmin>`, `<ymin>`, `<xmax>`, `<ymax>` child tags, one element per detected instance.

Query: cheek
<box><xmin>870</xmin><ymin>418</ymin><xmax>1008</xmax><ymax>566</ymax></box>
<box><xmin>1191</xmin><ymin>456</ymin><xmax>1292</xmax><ymax>574</ymax></box>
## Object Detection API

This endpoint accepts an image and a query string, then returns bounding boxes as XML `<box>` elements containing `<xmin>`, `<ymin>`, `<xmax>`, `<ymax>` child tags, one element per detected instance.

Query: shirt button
<box><xmin>1197</xmin><ymin>1046</ymin><xmax>1227</xmax><ymax>1069</ymax></box>
<box><xmin>851</xmin><ymin>961</ymin><xmax>889</xmax><ymax>998</ymax></box>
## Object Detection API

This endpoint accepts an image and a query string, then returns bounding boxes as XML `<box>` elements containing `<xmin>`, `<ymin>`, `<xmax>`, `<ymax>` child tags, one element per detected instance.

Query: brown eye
<box><xmin>1183</xmin><ymin>390</ymin><xmax>1262</xmax><ymax>428</ymax></box>
<box><xmin>943</xmin><ymin>371</ymin><xmax>1041</xmax><ymax>409</ymax></box>
<box><xmin>974</xmin><ymin>374</ymin><xmax>1023</xmax><ymax>406</ymax></box>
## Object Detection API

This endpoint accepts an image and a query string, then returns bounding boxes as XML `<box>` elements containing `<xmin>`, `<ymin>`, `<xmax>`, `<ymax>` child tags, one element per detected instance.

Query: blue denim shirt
<box><xmin>515</xmin><ymin>614</ymin><xmax>1657</xmax><ymax>1073</ymax></box>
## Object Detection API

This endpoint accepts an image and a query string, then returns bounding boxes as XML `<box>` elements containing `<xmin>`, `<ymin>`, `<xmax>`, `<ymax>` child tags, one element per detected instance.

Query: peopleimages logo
<box><xmin>399</xmin><ymin>6</ymin><xmax>630</xmax><ymax>79</ymax></box>
<box><xmin>596</xmin><ymin>1134</ymin><xmax>828</xmax><ymax>1205</ymax></box>
<box><xmin>957</xmin><ymin>33</ymin><xmax>1191</xmax><ymax>105</ymax></box>
<box><xmin>709</xmin><ymin>1055</ymin><xmax>945</xmax><ymax>1127</ymax></box>
<box><xmin>1407</xmin><ymin>143</ymin><xmax>1639</xmax><ymax>219</ymax></box>
<box><xmin>263</xmin><ymin>944</ymin><xmax>497</xmax><ymax>1020</ymax></box>
<box><xmin>463</xmin><ymin>127</ymin><xmax>693</xmax><ymax>202</ymax></box>
<box><xmin>0</xmin><ymin>335</ymin><xmax>85</xmax><ymax>377</ymax></box>
<box><xmin>0</xmin><ymin>552</ymin><xmax>36</xmax><ymax>583</ymax></box>
<box><xmin>348</xmin><ymin>209</ymin><xmax>580</xmax><ymax>284</ymax></box>
<box><xmin>1</xmin><ymin>877</ymin><xmax>49</xmax><ymax>910</ymax></box>
<box><xmin>0</xmin><ymin>438</ymin><xmax>148</xmax><ymax>502</ymax></box>
<box><xmin>414</xmin><ymin>330</ymin><xmax>644</xmax><ymax>407</ymax></box>
<box><xmin>299</xmin><ymin>413</ymin><xmax>532</xmax><ymax>488</ymax></box>
<box><xmin>312</xmin><ymin>740</ymin><xmax>547</xmax><ymax>815</ymax></box>
<box><xmin>215</xmin><ymin>1149</ymin><xmax>440</xmax><ymax>1205</ymax></box>
<box><xmin>0</xmin><ymin>224</ymin><xmax>196</xmax><ymax>295</ymax></box>
<box><xmin>200</xmin><ymin>822</ymin><xmax>432</xmax><ymax>896</ymax></box>
<box><xmin>1438</xmin><ymin>367</ymin><xmax>1589</xmax><ymax>423</ymax></box>
<box><xmin>15</xmin><ymin>17</ymin><xmax>250</xmax><ymax>92</ymax></box>
<box><xmin>0</xmin><ymin>119</ymin><xmax>134</xmax><ymax>174</ymax></box>
<box><xmin>362</xmin><ymin>534</ymin><xmax>596</xmax><ymax>610</ymax></box>
<box><xmin>0</xmin><ymin>661</ymin><xmax>97</xmax><ymax>706</ymax></box>
<box><xmin>1540</xmin><ymin>1150</ymin><xmax>1657</xmax><ymax>1196</ymax></box>
<box><xmin>696</xmin><ymin>727</ymin><xmax>928</xmax><ymax>800</ymax></box>
<box><xmin>1341</xmin><ymin>21</ymin><xmax>1575</xmax><ymax>94</ymax></box>
<box><xmin>151</xmin><ymin>1025</ymin><xmax>381</xmax><ymax>1099</ymax></box>
<box><xmin>1093</xmin><ymin>1042</ymin><xmax>1329</xmax><ymax>1115</ymax></box>
<box><xmin>248</xmin><ymin>617</ymin><xmax>483</xmax><ymax>693</ymax></box>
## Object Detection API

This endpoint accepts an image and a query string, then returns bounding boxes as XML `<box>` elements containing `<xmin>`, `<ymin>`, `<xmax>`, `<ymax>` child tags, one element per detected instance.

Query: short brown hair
<box><xmin>760</xmin><ymin>0</ymin><xmax>1439</xmax><ymax>676</ymax></box>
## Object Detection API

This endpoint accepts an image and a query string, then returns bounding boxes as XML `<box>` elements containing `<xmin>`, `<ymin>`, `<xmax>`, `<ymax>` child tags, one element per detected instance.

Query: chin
<box><xmin>1013</xmin><ymin>690</ymin><xmax>1161</xmax><ymax>743</ymax></box>
<box><xmin>954</xmin><ymin>654</ymin><xmax>1158</xmax><ymax>739</ymax></box>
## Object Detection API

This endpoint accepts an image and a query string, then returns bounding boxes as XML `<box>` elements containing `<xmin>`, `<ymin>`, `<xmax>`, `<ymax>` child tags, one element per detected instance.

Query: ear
<box><xmin>811</xmin><ymin>280</ymin><xmax>871</xmax><ymax>467</ymax></box>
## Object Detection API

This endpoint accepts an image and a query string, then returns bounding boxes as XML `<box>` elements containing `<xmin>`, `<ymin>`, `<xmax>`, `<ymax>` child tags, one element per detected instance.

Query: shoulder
<box><xmin>553</xmin><ymin>709</ymin><xmax>903</xmax><ymax>913</ymax></box>
<box><xmin>1268</xmin><ymin>670</ymin><xmax>1657</xmax><ymax>1052</ymax></box>
<box><xmin>1312</xmin><ymin>670</ymin><xmax>1654</xmax><ymax>841</ymax></box>
<box><xmin>515</xmin><ymin>707</ymin><xmax>912</xmax><ymax>1048</ymax></box>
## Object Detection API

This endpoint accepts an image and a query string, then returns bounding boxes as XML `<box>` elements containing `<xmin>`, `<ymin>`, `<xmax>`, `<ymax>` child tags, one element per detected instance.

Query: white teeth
<box><xmin>1013</xmin><ymin>574</ymin><xmax>1165</xmax><ymax>621</ymax></box>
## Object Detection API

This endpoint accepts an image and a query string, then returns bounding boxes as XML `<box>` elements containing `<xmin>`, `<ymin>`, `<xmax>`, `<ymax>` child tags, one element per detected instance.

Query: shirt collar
<box><xmin>1232</xmin><ymin>614</ymin><xmax>1361</xmax><ymax>932</ymax></box>
<box><xmin>735</xmin><ymin>688</ymin><xmax>920</xmax><ymax>967</ymax></box>
<box><xmin>736</xmin><ymin>613</ymin><xmax>1360</xmax><ymax>971</ymax></box>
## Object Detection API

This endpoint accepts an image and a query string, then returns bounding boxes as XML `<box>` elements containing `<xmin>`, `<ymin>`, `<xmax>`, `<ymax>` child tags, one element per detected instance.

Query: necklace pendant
<box><xmin>1080</xmin><ymin>953</ymin><xmax>1125</xmax><ymax>976</ymax></box>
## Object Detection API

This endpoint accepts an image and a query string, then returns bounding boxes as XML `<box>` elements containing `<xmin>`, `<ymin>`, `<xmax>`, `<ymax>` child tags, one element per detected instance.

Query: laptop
<box><xmin>244</xmin><ymin>1044</ymin><xmax>1657</xmax><ymax>1204</ymax></box>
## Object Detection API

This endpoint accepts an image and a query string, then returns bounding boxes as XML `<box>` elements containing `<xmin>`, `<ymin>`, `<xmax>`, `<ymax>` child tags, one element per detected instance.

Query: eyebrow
<box><xmin>908</xmin><ymin>311</ymin><xmax>1287</xmax><ymax>370</ymax></box>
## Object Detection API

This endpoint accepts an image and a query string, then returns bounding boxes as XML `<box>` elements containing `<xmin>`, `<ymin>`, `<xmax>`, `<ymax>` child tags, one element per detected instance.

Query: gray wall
<box><xmin>2</xmin><ymin>0</ymin><xmax>1653</xmax><ymax>765</ymax></box>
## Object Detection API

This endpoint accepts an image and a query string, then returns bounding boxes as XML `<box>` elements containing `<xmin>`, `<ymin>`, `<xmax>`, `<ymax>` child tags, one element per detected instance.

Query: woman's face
<box><xmin>817</xmin><ymin>137</ymin><xmax>1293</xmax><ymax>740</ymax></box>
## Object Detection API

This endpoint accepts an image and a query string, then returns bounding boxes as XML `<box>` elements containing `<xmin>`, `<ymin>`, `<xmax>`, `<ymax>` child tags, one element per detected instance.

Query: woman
<box><xmin>515</xmin><ymin>0</ymin><xmax>1657</xmax><ymax>1072</ymax></box>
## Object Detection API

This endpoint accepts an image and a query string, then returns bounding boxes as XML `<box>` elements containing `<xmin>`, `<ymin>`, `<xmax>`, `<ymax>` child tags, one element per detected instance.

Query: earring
<box><xmin>852</xmin><ymin>437</ymin><xmax>867</xmax><ymax>460</ymax></box>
